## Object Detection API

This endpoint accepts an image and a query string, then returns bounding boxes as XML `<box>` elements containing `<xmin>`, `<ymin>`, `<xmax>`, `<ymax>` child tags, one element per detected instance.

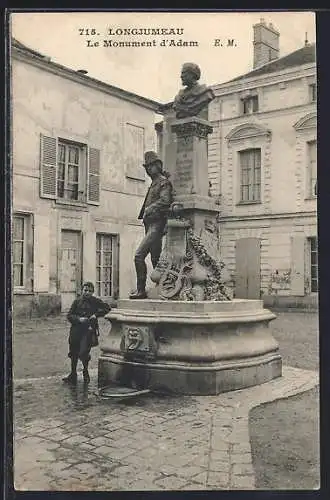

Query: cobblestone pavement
<box><xmin>12</xmin><ymin>315</ymin><xmax>103</xmax><ymax>379</ymax></box>
<box><xmin>13</xmin><ymin>366</ymin><xmax>318</xmax><ymax>491</ymax></box>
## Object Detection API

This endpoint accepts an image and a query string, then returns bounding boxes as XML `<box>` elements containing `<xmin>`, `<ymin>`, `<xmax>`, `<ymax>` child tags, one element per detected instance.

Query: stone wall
<box><xmin>208</xmin><ymin>76</ymin><xmax>316</xmax><ymax>215</ymax></box>
<box><xmin>219</xmin><ymin>214</ymin><xmax>317</xmax><ymax>299</ymax></box>
<box><xmin>13</xmin><ymin>293</ymin><xmax>61</xmax><ymax>318</ymax></box>
<box><xmin>12</xmin><ymin>55</ymin><xmax>157</xmax><ymax>316</ymax></box>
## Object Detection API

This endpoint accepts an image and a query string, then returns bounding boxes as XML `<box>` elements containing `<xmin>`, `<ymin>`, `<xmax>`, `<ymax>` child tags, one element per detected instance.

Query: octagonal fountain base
<box><xmin>98</xmin><ymin>299</ymin><xmax>282</xmax><ymax>395</ymax></box>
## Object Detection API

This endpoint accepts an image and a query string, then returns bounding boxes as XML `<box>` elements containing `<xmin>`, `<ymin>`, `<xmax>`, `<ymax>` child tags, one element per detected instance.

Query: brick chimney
<box><xmin>253</xmin><ymin>18</ymin><xmax>280</xmax><ymax>69</ymax></box>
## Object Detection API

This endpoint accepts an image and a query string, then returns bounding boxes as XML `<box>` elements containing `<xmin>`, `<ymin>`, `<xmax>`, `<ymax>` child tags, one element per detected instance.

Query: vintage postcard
<box><xmin>8</xmin><ymin>10</ymin><xmax>318</xmax><ymax>492</ymax></box>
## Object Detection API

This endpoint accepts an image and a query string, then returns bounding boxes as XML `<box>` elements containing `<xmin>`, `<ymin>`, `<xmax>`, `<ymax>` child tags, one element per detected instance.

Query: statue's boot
<box><xmin>129</xmin><ymin>269</ymin><xmax>147</xmax><ymax>299</ymax></box>
<box><xmin>129</xmin><ymin>289</ymin><xmax>147</xmax><ymax>299</ymax></box>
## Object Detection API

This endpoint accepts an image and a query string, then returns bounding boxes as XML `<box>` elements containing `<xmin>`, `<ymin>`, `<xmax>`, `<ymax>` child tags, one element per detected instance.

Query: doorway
<box><xmin>60</xmin><ymin>230</ymin><xmax>82</xmax><ymax>312</ymax></box>
<box><xmin>235</xmin><ymin>237</ymin><xmax>261</xmax><ymax>299</ymax></box>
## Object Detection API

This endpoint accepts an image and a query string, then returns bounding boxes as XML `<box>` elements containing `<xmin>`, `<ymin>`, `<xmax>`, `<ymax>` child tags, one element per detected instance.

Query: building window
<box><xmin>96</xmin><ymin>234</ymin><xmax>118</xmax><ymax>297</ymax></box>
<box><xmin>241</xmin><ymin>95</ymin><xmax>259</xmax><ymax>115</ymax></box>
<box><xmin>40</xmin><ymin>135</ymin><xmax>101</xmax><ymax>205</ymax></box>
<box><xmin>239</xmin><ymin>148</ymin><xmax>261</xmax><ymax>202</ymax></box>
<box><xmin>307</xmin><ymin>140</ymin><xmax>317</xmax><ymax>197</ymax></box>
<box><xmin>13</xmin><ymin>215</ymin><xmax>26</xmax><ymax>288</ymax></box>
<box><xmin>309</xmin><ymin>237</ymin><xmax>318</xmax><ymax>292</ymax></box>
<box><xmin>309</xmin><ymin>83</ymin><xmax>316</xmax><ymax>102</ymax></box>
<box><xmin>57</xmin><ymin>141</ymin><xmax>82</xmax><ymax>201</ymax></box>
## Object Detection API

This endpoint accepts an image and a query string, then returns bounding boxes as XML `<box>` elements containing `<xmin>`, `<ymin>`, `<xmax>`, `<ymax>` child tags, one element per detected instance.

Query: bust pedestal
<box><xmin>150</xmin><ymin>116</ymin><xmax>228</xmax><ymax>301</ymax></box>
<box><xmin>169</xmin><ymin>116</ymin><xmax>213</xmax><ymax>198</ymax></box>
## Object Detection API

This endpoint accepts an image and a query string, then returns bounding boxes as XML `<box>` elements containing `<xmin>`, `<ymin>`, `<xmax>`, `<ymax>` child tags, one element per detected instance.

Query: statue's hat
<box><xmin>143</xmin><ymin>151</ymin><xmax>163</xmax><ymax>167</ymax></box>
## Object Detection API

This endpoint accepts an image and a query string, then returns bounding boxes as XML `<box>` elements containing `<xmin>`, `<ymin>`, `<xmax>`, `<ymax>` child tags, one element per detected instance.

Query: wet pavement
<box><xmin>13</xmin><ymin>366</ymin><xmax>318</xmax><ymax>491</ymax></box>
<box><xmin>12</xmin><ymin>311</ymin><xmax>319</xmax><ymax>491</ymax></box>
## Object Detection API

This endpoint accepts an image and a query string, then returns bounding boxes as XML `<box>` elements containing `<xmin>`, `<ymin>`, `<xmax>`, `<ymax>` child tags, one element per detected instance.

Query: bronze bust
<box><xmin>173</xmin><ymin>63</ymin><xmax>215</xmax><ymax>119</ymax></box>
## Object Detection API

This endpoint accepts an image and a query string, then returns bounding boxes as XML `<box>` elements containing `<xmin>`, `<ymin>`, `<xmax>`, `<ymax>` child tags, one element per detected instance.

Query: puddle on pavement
<box><xmin>63</xmin><ymin>383</ymin><xmax>98</xmax><ymax>411</ymax></box>
<box><xmin>14</xmin><ymin>377</ymin><xmax>202</xmax><ymax>420</ymax></box>
<box><xmin>15</xmin><ymin>384</ymin><xmax>34</xmax><ymax>392</ymax></box>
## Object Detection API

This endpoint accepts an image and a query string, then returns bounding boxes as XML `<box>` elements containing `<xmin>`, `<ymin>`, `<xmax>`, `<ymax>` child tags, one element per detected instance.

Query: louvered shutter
<box><xmin>290</xmin><ymin>235</ymin><xmax>306</xmax><ymax>296</ymax></box>
<box><xmin>40</xmin><ymin>135</ymin><xmax>57</xmax><ymax>199</ymax></box>
<box><xmin>113</xmin><ymin>235</ymin><xmax>120</xmax><ymax>299</ymax></box>
<box><xmin>33</xmin><ymin>214</ymin><xmax>50</xmax><ymax>292</ymax></box>
<box><xmin>309</xmin><ymin>141</ymin><xmax>317</xmax><ymax>197</ymax></box>
<box><xmin>87</xmin><ymin>147</ymin><xmax>100</xmax><ymax>204</ymax></box>
<box><xmin>254</xmin><ymin>149</ymin><xmax>261</xmax><ymax>201</ymax></box>
<box><xmin>125</xmin><ymin>124</ymin><xmax>145</xmax><ymax>181</ymax></box>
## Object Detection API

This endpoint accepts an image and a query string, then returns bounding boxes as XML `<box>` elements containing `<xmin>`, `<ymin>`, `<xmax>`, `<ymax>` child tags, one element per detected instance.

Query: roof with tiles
<box><xmin>11</xmin><ymin>38</ymin><xmax>50</xmax><ymax>59</ymax></box>
<box><xmin>227</xmin><ymin>43</ymin><xmax>316</xmax><ymax>83</ymax></box>
<box><xmin>11</xmin><ymin>38</ymin><xmax>161</xmax><ymax>111</ymax></box>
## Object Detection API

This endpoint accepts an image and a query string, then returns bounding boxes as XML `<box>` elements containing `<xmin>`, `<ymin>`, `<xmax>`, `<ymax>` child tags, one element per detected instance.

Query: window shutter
<box><xmin>125</xmin><ymin>124</ymin><xmax>145</xmax><ymax>181</ymax></box>
<box><xmin>309</xmin><ymin>141</ymin><xmax>317</xmax><ymax>197</ymax></box>
<box><xmin>113</xmin><ymin>235</ymin><xmax>120</xmax><ymax>299</ymax></box>
<box><xmin>253</xmin><ymin>96</ymin><xmax>259</xmax><ymax>112</ymax></box>
<box><xmin>40</xmin><ymin>135</ymin><xmax>57</xmax><ymax>199</ymax></box>
<box><xmin>239</xmin><ymin>151</ymin><xmax>246</xmax><ymax>201</ymax></box>
<box><xmin>235</xmin><ymin>238</ymin><xmax>248</xmax><ymax>298</ymax></box>
<box><xmin>254</xmin><ymin>149</ymin><xmax>261</xmax><ymax>200</ymax></box>
<box><xmin>255</xmin><ymin>149</ymin><xmax>261</xmax><ymax>170</ymax></box>
<box><xmin>33</xmin><ymin>214</ymin><xmax>50</xmax><ymax>292</ymax></box>
<box><xmin>87</xmin><ymin>147</ymin><xmax>100</xmax><ymax>204</ymax></box>
<box><xmin>290</xmin><ymin>235</ymin><xmax>306</xmax><ymax>296</ymax></box>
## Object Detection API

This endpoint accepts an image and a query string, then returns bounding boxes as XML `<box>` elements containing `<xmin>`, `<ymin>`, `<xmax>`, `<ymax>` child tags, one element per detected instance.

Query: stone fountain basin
<box><xmin>98</xmin><ymin>299</ymin><xmax>282</xmax><ymax>395</ymax></box>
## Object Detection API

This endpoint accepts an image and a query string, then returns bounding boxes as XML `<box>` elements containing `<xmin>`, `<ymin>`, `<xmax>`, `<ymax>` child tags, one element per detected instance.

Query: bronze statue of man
<box><xmin>173</xmin><ymin>62</ymin><xmax>215</xmax><ymax>119</ymax></box>
<box><xmin>129</xmin><ymin>151</ymin><xmax>173</xmax><ymax>299</ymax></box>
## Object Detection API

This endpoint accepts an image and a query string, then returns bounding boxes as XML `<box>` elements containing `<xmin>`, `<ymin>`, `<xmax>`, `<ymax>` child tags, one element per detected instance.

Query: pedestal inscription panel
<box><xmin>174</xmin><ymin>136</ymin><xmax>194</xmax><ymax>195</ymax></box>
<box><xmin>167</xmin><ymin>225</ymin><xmax>187</xmax><ymax>258</ymax></box>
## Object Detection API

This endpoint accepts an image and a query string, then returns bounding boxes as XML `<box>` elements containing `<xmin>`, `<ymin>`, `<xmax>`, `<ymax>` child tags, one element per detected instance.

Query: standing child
<box><xmin>63</xmin><ymin>281</ymin><xmax>111</xmax><ymax>385</ymax></box>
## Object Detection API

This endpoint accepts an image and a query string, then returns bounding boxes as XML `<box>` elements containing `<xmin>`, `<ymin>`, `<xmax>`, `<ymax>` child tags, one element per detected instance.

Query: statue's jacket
<box><xmin>138</xmin><ymin>174</ymin><xmax>173</xmax><ymax>224</ymax></box>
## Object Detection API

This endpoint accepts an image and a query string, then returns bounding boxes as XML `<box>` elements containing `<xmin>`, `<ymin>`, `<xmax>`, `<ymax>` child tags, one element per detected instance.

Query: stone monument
<box><xmin>98</xmin><ymin>63</ymin><xmax>282</xmax><ymax>395</ymax></box>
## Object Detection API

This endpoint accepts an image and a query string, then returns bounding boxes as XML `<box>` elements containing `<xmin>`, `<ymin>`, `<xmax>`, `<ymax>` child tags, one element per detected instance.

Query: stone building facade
<box><xmin>12</xmin><ymin>39</ymin><xmax>159</xmax><ymax>316</ymax></box>
<box><xmin>158</xmin><ymin>21</ymin><xmax>317</xmax><ymax>308</ymax></box>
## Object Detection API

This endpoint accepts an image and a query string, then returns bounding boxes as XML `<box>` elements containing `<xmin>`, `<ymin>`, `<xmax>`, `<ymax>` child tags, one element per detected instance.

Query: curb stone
<box><xmin>210</xmin><ymin>366</ymin><xmax>319</xmax><ymax>490</ymax></box>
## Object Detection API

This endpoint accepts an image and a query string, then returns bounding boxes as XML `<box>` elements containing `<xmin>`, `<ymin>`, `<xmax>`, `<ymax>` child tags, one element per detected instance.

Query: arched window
<box><xmin>226</xmin><ymin>123</ymin><xmax>271</xmax><ymax>205</ymax></box>
<box><xmin>294</xmin><ymin>113</ymin><xmax>317</xmax><ymax>198</ymax></box>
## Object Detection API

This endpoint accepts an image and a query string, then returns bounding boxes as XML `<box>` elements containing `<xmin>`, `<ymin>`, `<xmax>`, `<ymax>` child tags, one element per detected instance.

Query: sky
<box><xmin>11</xmin><ymin>11</ymin><xmax>316</xmax><ymax>104</ymax></box>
